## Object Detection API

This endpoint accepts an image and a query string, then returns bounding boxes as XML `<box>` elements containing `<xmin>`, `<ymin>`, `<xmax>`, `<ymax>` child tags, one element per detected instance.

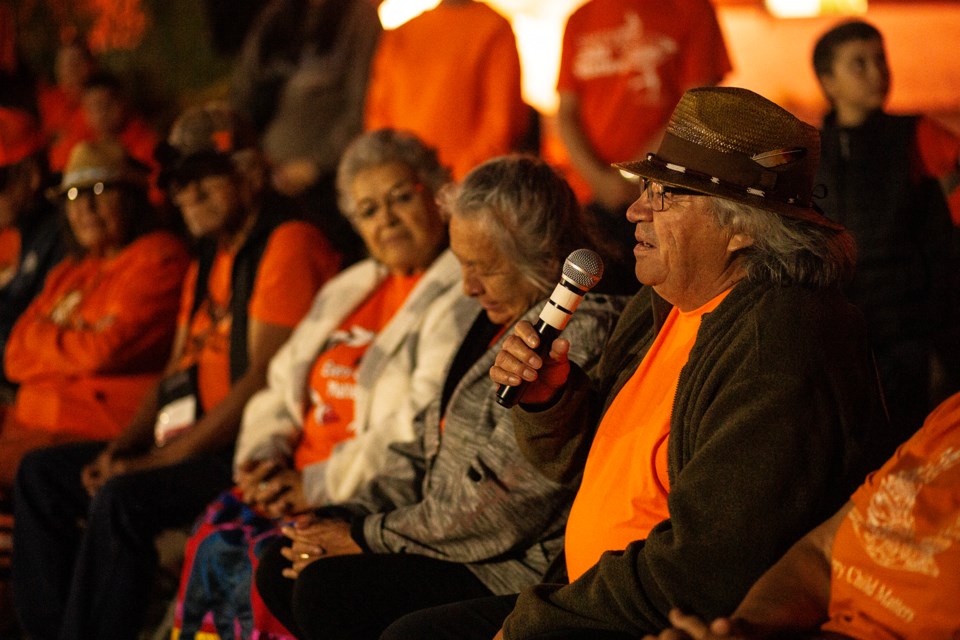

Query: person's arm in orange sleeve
<box><xmin>638</xmin><ymin>504</ymin><xmax>847</xmax><ymax>640</ymax></box>
<box><xmin>3</xmin><ymin>237</ymin><xmax>189</xmax><ymax>381</ymax></box>
<box><xmin>454</xmin><ymin>26</ymin><xmax>528</xmax><ymax>178</ymax></box>
<box><xmin>248</xmin><ymin>223</ymin><xmax>340</xmax><ymax>326</ymax></box>
<box><xmin>106</xmin><ymin>223</ymin><xmax>337</xmax><ymax>475</ymax></box>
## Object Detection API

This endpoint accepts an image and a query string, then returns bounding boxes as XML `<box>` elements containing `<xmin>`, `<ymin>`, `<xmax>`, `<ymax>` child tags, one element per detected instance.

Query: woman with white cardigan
<box><xmin>172</xmin><ymin>129</ymin><xmax>478</xmax><ymax>639</ymax></box>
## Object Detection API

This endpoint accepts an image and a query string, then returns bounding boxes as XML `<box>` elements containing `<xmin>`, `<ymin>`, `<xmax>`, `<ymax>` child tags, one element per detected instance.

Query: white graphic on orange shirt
<box><xmin>328</xmin><ymin>325</ymin><xmax>376</xmax><ymax>349</ymax></box>
<box><xmin>572</xmin><ymin>12</ymin><xmax>677</xmax><ymax>102</ymax></box>
<box><xmin>308</xmin><ymin>388</ymin><xmax>337</xmax><ymax>425</ymax></box>
<box><xmin>849</xmin><ymin>447</ymin><xmax>960</xmax><ymax>577</ymax></box>
<box><xmin>831</xmin><ymin>557</ymin><xmax>916</xmax><ymax>623</ymax></box>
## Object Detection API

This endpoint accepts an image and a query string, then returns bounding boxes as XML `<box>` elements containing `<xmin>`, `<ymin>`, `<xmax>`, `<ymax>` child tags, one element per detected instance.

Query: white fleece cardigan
<box><xmin>234</xmin><ymin>249</ymin><xmax>478</xmax><ymax>504</ymax></box>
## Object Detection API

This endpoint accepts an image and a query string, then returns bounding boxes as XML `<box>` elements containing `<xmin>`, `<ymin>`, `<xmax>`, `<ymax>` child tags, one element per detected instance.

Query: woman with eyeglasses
<box><xmin>0</xmin><ymin>139</ymin><xmax>189</xmax><ymax>497</ymax></box>
<box><xmin>168</xmin><ymin>128</ymin><xmax>479</xmax><ymax>639</ymax></box>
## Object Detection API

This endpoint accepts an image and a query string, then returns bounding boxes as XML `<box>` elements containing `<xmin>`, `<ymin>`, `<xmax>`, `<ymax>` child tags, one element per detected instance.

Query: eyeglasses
<box><xmin>65</xmin><ymin>182</ymin><xmax>111</xmax><ymax>202</ymax></box>
<box><xmin>639</xmin><ymin>178</ymin><xmax>703</xmax><ymax>212</ymax></box>
<box><xmin>351</xmin><ymin>182</ymin><xmax>423</xmax><ymax>223</ymax></box>
<box><xmin>64</xmin><ymin>182</ymin><xmax>116</xmax><ymax>208</ymax></box>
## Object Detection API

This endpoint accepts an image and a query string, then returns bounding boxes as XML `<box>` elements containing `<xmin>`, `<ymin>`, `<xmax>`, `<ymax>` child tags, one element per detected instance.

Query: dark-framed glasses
<box><xmin>640</xmin><ymin>178</ymin><xmax>703</xmax><ymax>212</ymax></box>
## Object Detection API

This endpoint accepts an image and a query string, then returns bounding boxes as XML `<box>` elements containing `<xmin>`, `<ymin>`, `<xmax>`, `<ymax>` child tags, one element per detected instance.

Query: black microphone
<box><xmin>495</xmin><ymin>248</ymin><xmax>604</xmax><ymax>408</ymax></box>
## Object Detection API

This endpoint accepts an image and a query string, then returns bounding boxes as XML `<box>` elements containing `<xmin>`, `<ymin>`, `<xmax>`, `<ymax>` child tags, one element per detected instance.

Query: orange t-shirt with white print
<box><xmin>823</xmin><ymin>391</ymin><xmax>960</xmax><ymax>640</ymax></box>
<box><xmin>176</xmin><ymin>221</ymin><xmax>340</xmax><ymax>412</ymax></box>
<box><xmin>294</xmin><ymin>272</ymin><xmax>422</xmax><ymax>470</ymax></box>
<box><xmin>564</xmin><ymin>289</ymin><xmax>729</xmax><ymax>581</ymax></box>
<box><xmin>0</xmin><ymin>227</ymin><xmax>20</xmax><ymax>287</ymax></box>
<box><xmin>555</xmin><ymin>0</ymin><xmax>730</xmax><ymax>202</ymax></box>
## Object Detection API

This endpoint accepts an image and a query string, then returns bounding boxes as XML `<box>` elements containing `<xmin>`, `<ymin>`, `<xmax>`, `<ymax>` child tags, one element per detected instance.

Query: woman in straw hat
<box><xmin>0</xmin><ymin>140</ymin><xmax>189</xmax><ymax>610</ymax></box>
<box><xmin>0</xmin><ymin>140</ymin><xmax>189</xmax><ymax>492</ymax></box>
<box><xmin>383</xmin><ymin>87</ymin><xmax>900</xmax><ymax>640</ymax></box>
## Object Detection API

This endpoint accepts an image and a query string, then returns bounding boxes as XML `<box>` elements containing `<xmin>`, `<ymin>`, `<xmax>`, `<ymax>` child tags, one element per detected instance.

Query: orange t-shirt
<box><xmin>823</xmin><ymin>391</ymin><xmax>960</xmax><ymax>639</ymax></box>
<box><xmin>555</xmin><ymin>0</ymin><xmax>730</xmax><ymax>202</ymax></box>
<box><xmin>363</xmin><ymin>2</ymin><xmax>527</xmax><ymax>180</ymax></box>
<box><xmin>564</xmin><ymin>290</ymin><xmax>729</xmax><ymax>580</ymax></box>
<box><xmin>0</xmin><ymin>227</ymin><xmax>20</xmax><ymax>287</ymax></box>
<box><xmin>294</xmin><ymin>273</ymin><xmax>421</xmax><ymax>470</ymax></box>
<box><xmin>176</xmin><ymin>221</ymin><xmax>340</xmax><ymax>412</ymax></box>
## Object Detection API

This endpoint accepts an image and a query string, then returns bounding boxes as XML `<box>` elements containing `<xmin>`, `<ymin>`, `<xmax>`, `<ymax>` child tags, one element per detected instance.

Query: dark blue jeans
<box><xmin>12</xmin><ymin>441</ymin><xmax>233</xmax><ymax>640</ymax></box>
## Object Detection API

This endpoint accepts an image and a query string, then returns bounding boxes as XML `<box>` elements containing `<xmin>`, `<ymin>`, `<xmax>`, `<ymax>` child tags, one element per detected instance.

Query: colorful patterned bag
<box><xmin>172</xmin><ymin>488</ymin><xmax>293</xmax><ymax>640</ymax></box>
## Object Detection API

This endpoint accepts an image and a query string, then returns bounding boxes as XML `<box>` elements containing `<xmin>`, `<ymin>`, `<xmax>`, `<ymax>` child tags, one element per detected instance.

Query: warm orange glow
<box><xmin>378</xmin><ymin>0</ymin><xmax>440</xmax><ymax>28</ymax></box>
<box><xmin>378</xmin><ymin>0</ymin><xmax>589</xmax><ymax>112</ymax></box>
<box><xmin>765</xmin><ymin>0</ymin><xmax>867</xmax><ymax>18</ymax></box>
<box><xmin>377</xmin><ymin>0</ymin><xmax>959</xmax><ymax>130</ymax></box>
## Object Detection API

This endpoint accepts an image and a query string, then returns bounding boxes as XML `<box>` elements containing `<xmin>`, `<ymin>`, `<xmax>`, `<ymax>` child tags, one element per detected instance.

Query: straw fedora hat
<box><xmin>49</xmin><ymin>140</ymin><xmax>150</xmax><ymax>200</ymax></box>
<box><xmin>614</xmin><ymin>87</ymin><xmax>841</xmax><ymax>230</ymax></box>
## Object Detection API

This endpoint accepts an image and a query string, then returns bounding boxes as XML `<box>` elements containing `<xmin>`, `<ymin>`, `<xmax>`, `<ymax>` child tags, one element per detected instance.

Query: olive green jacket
<box><xmin>505</xmin><ymin>279</ymin><xmax>897</xmax><ymax>637</ymax></box>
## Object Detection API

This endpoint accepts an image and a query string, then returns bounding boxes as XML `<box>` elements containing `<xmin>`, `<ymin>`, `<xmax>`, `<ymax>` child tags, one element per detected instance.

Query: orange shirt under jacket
<box><xmin>363</xmin><ymin>2</ymin><xmax>527</xmax><ymax>180</ymax></box>
<box><xmin>565</xmin><ymin>290</ymin><xmax>729</xmax><ymax>581</ymax></box>
<box><xmin>176</xmin><ymin>221</ymin><xmax>340</xmax><ymax>413</ymax></box>
<box><xmin>294</xmin><ymin>272</ymin><xmax>421</xmax><ymax>470</ymax></box>
<box><xmin>823</xmin><ymin>391</ymin><xmax>960</xmax><ymax>640</ymax></box>
<box><xmin>4</xmin><ymin>231</ymin><xmax>190</xmax><ymax>437</ymax></box>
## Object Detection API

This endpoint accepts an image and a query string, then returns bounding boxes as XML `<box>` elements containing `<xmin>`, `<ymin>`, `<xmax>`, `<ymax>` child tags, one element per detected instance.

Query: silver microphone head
<box><xmin>562</xmin><ymin>248</ymin><xmax>604</xmax><ymax>291</ymax></box>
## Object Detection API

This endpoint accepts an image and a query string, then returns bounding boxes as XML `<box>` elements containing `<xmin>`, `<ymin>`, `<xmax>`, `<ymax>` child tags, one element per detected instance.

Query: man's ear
<box><xmin>727</xmin><ymin>233</ymin><xmax>754</xmax><ymax>253</ymax></box>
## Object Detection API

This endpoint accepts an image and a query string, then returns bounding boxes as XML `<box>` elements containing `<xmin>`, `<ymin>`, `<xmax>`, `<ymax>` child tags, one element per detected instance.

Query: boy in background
<box><xmin>813</xmin><ymin>20</ymin><xmax>959</xmax><ymax>435</ymax></box>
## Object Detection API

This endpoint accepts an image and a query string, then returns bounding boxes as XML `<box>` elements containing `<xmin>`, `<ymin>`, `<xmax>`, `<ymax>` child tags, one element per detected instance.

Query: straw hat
<box><xmin>0</xmin><ymin>107</ymin><xmax>43</xmax><ymax>167</ymax></box>
<box><xmin>614</xmin><ymin>87</ymin><xmax>841</xmax><ymax>229</ymax></box>
<box><xmin>49</xmin><ymin>140</ymin><xmax>149</xmax><ymax>199</ymax></box>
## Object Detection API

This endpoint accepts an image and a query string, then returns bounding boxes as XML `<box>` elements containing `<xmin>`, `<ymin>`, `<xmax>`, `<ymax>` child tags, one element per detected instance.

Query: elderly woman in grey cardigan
<box><xmin>254</xmin><ymin>154</ymin><xmax>627</xmax><ymax>640</ymax></box>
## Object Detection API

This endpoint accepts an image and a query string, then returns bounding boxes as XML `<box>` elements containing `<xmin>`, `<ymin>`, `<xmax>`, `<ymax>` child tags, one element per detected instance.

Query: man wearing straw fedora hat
<box><xmin>382</xmin><ymin>87</ymin><xmax>900</xmax><ymax>639</ymax></box>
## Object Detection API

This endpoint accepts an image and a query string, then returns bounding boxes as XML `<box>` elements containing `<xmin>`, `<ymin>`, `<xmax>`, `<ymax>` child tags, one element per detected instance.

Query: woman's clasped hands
<box><xmin>279</xmin><ymin>515</ymin><xmax>362</xmax><ymax>579</ymax></box>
